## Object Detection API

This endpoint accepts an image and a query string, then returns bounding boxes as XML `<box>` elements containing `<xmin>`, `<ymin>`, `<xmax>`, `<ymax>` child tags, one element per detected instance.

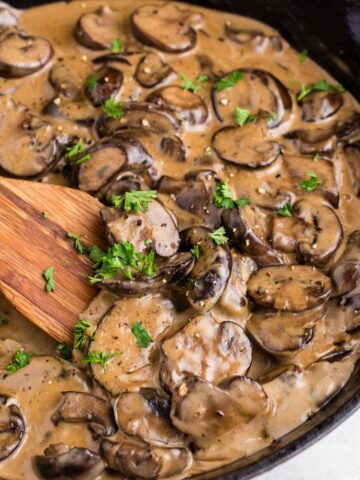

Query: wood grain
<box><xmin>0</xmin><ymin>177</ymin><xmax>106</xmax><ymax>343</ymax></box>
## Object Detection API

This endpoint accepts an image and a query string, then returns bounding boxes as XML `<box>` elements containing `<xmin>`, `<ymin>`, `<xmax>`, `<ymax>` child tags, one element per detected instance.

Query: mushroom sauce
<box><xmin>0</xmin><ymin>1</ymin><xmax>360</xmax><ymax>479</ymax></box>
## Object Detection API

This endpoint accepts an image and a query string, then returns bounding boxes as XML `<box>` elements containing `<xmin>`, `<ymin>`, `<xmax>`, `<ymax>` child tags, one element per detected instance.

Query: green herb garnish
<box><xmin>178</xmin><ymin>73</ymin><xmax>208</xmax><ymax>92</ymax></box>
<box><xmin>234</xmin><ymin>107</ymin><xmax>256</xmax><ymax>127</ymax></box>
<box><xmin>56</xmin><ymin>342</ymin><xmax>72</xmax><ymax>361</ymax></box>
<box><xmin>43</xmin><ymin>267</ymin><xmax>55</xmax><ymax>292</ymax></box>
<box><xmin>213</xmin><ymin>181</ymin><xmax>249</xmax><ymax>209</ymax></box>
<box><xmin>299</xmin><ymin>172</ymin><xmax>320</xmax><ymax>192</ymax></box>
<box><xmin>82</xmin><ymin>351</ymin><xmax>120</xmax><ymax>369</ymax></box>
<box><xmin>299</xmin><ymin>49</ymin><xmax>308</xmax><ymax>62</ymax></box>
<box><xmin>111</xmin><ymin>38</ymin><xmax>123</xmax><ymax>53</ymax></box>
<box><xmin>263</xmin><ymin>112</ymin><xmax>278</xmax><ymax>123</ymax></box>
<box><xmin>65</xmin><ymin>138</ymin><xmax>91</xmax><ymax>165</ymax></box>
<box><xmin>209</xmin><ymin>226</ymin><xmax>228</xmax><ymax>245</ymax></box>
<box><xmin>103</xmin><ymin>98</ymin><xmax>124</xmax><ymax>119</ymax></box>
<box><xmin>190</xmin><ymin>244</ymin><xmax>200</xmax><ymax>262</ymax></box>
<box><xmin>74</xmin><ymin>319</ymin><xmax>92</xmax><ymax>350</ymax></box>
<box><xmin>6</xmin><ymin>349</ymin><xmax>34</xmax><ymax>375</ymax></box>
<box><xmin>213</xmin><ymin>70</ymin><xmax>243</xmax><ymax>91</ymax></box>
<box><xmin>204</xmin><ymin>146</ymin><xmax>212</xmax><ymax>157</ymax></box>
<box><xmin>277</xmin><ymin>202</ymin><xmax>293</xmax><ymax>217</ymax></box>
<box><xmin>0</xmin><ymin>314</ymin><xmax>8</xmax><ymax>326</ymax></box>
<box><xmin>131</xmin><ymin>322</ymin><xmax>154</xmax><ymax>348</ymax></box>
<box><xmin>112</xmin><ymin>190</ymin><xmax>157</xmax><ymax>213</ymax></box>
<box><xmin>42</xmin><ymin>211</ymin><xmax>49</xmax><ymax>218</ymax></box>
<box><xmin>297</xmin><ymin>79</ymin><xmax>345</xmax><ymax>101</ymax></box>
<box><xmin>66</xmin><ymin>232</ymin><xmax>86</xmax><ymax>255</ymax></box>
<box><xmin>313</xmin><ymin>153</ymin><xmax>321</xmax><ymax>161</ymax></box>
<box><xmin>85</xmin><ymin>74</ymin><xmax>97</xmax><ymax>92</ymax></box>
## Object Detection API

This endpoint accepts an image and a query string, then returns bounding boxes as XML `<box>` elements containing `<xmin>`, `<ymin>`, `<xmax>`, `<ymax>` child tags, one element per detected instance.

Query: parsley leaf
<box><xmin>297</xmin><ymin>79</ymin><xmax>345</xmax><ymax>101</ymax></box>
<box><xmin>263</xmin><ymin>111</ymin><xmax>278</xmax><ymax>123</ymax></box>
<box><xmin>42</xmin><ymin>211</ymin><xmax>49</xmax><ymax>218</ymax></box>
<box><xmin>56</xmin><ymin>342</ymin><xmax>72</xmax><ymax>361</ymax></box>
<box><xmin>111</xmin><ymin>38</ymin><xmax>123</xmax><ymax>53</ymax></box>
<box><xmin>299</xmin><ymin>172</ymin><xmax>320</xmax><ymax>192</ymax></box>
<box><xmin>299</xmin><ymin>49</ymin><xmax>308</xmax><ymax>62</ymax></box>
<box><xmin>213</xmin><ymin>181</ymin><xmax>249</xmax><ymax>209</ymax></box>
<box><xmin>235</xmin><ymin>198</ymin><xmax>250</xmax><ymax>207</ymax></box>
<box><xmin>43</xmin><ymin>267</ymin><xmax>55</xmax><ymax>292</ymax></box>
<box><xmin>103</xmin><ymin>98</ymin><xmax>124</xmax><ymax>119</ymax></box>
<box><xmin>209</xmin><ymin>226</ymin><xmax>228</xmax><ymax>245</ymax></box>
<box><xmin>131</xmin><ymin>322</ymin><xmax>154</xmax><ymax>348</ymax></box>
<box><xmin>85</xmin><ymin>74</ymin><xmax>97</xmax><ymax>92</ymax></box>
<box><xmin>82</xmin><ymin>351</ymin><xmax>120</xmax><ymax>369</ymax></box>
<box><xmin>66</xmin><ymin>232</ymin><xmax>86</xmax><ymax>254</ymax></box>
<box><xmin>112</xmin><ymin>190</ymin><xmax>157</xmax><ymax>213</ymax></box>
<box><xmin>277</xmin><ymin>202</ymin><xmax>293</xmax><ymax>217</ymax></box>
<box><xmin>6</xmin><ymin>349</ymin><xmax>34</xmax><ymax>375</ymax></box>
<box><xmin>74</xmin><ymin>319</ymin><xmax>92</xmax><ymax>350</ymax></box>
<box><xmin>313</xmin><ymin>153</ymin><xmax>321</xmax><ymax>161</ymax></box>
<box><xmin>0</xmin><ymin>314</ymin><xmax>8</xmax><ymax>326</ymax></box>
<box><xmin>213</xmin><ymin>70</ymin><xmax>243</xmax><ymax>91</ymax></box>
<box><xmin>204</xmin><ymin>146</ymin><xmax>212</xmax><ymax>157</ymax></box>
<box><xmin>65</xmin><ymin>138</ymin><xmax>91</xmax><ymax>165</ymax></box>
<box><xmin>190</xmin><ymin>244</ymin><xmax>200</xmax><ymax>261</ymax></box>
<box><xmin>178</xmin><ymin>73</ymin><xmax>208</xmax><ymax>92</ymax></box>
<box><xmin>142</xmin><ymin>250</ymin><xmax>157</xmax><ymax>277</ymax></box>
<box><xmin>234</xmin><ymin>107</ymin><xmax>256</xmax><ymax>126</ymax></box>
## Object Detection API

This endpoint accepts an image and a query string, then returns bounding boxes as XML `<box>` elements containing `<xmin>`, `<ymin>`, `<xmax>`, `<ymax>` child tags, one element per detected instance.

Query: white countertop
<box><xmin>257</xmin><ymin>409</ymin><xmax>360</xmax><ymax>480</ymax></box>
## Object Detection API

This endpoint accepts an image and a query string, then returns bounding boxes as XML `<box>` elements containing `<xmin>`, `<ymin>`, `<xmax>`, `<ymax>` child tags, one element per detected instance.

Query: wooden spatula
<box><xmin>0</xmin><ymin>177</ymin><xmax>106</xmax><ymax>344</ymax></box>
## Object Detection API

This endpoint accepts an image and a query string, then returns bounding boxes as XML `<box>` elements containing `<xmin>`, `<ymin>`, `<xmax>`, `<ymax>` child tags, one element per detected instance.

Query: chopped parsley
<box><xmin>103</xmin><ymin>98</ymin><xmax>124</xmax><ymax>119</ymax></box>
<box><xmin>66</xmin><ymin>232</ymin><xmax>86</xmax><ymax>255</ymax></box>
<box><xmin>213</xmin><ymin>70</ymin><xmax>243</xmax><ymax>91</ymax></box>
<box><xmin>190</xmin><ymin>244</ymin><xmax>200</xmax><ymax>262</ymax></box>
<box><xmin>313</xmin><ymin>153</ymin><xmax>321</xmax><ymax>161</ymax></box>
<box><xmin>65</xmin><ymin>138</ymin><xmax>91</xmax><ymax>165</ymax></box>
<box><xmin>42</xmin><ymin>211</ymin><xmax>49</xmax><ymax>218</ymax></box>
<box><xmin>112</xmin><ymin>190</ymin><xmax>157</xmax><ymax>213</ymax></box>
<box><xmin>83</xmin><ymin>351</ymin><xmax>120</xmax><ymax>368</ymax></box>
<box><xmin>263</xmin><ymin>111</ymin><xmax>278</xmax><ymax>123</ymax></box>
<box><xmin>43</xmin><ymin>267</ymin><xmax>55</xmax><ymax>292</ymax></box>
<box><xmin>204</xmin><ymin>146</ymin><xmax>212</xmax><ymax>157</ymax></box>
<box><xmin>85</xmin><ymin>74</ymin><xmax>97</xmax><ymax>92</ymax></box>
<box><xmin>131</xmin><ymin>322</ymin><xmax>154</xmax><ymax>348</ymax></box>
<box><xmin>299</xmin><ymin>172</ymin><xmax>320</xmax><ymax>192</ymax></box>
<box><xmin>74</xmin><ymin>319</ymin><xmax>92</xmax><ymax>350</ymax></box>
<box><xmin>6</xmin><ymin>349</ymin><xmax>34</xmax><ymax>375</ymax></box>
<box><xmin>277</xmin><ymin>202</ymin><xmax>293</xmax><ymax>217</ymax></box>
<box><xmin>56</xmin><ymin>342</ymin><xmax>72</xmax><ymax>361</ymax></box>
<box><xmin>88</xmin><ymin>241</ymin><xmax>158</xmax><ymax>284</ymax></box>
<box><xmin>234</xmin><ymin>107</ymin><xmax>256</xmax><ymax>126</ymax></box>
<box><xmin>0</xmin><ymin>314</ymin><xmax>8</xmax><ymax>326</ymax></box>
<box><xmin>209</xmin><ymin>226</ymin><xmax>228</xmax><ymax>245</ymax></box>
<box><xmin>213</xmin><ymin>180</ymin><xmax>250</xmax><ymax>209</ymax></box>
<box><xmin>297</xmin><ymin>79</ymin><xmax>345</xmax><ymax>101</ymax></box>
<box><xmin>111</xmin><ymin>38</ymin><xmax>123</xmax><ymax>53</ymax></box>
<box><xmin>298</xmin><ymin>49</ymin><xmax>308</xmax><ymax>62</ymax></box>
<box><xmin>178</xmin><ymin>73</ymin><xmax>208</xmax><ymax>92</ymax></box>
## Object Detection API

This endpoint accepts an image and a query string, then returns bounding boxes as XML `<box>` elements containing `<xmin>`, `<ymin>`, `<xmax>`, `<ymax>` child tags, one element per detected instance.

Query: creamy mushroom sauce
<box><xmin>0</xmin><ymin>1</ymin><xmax>360</xmax><ymax>479</ymax></box>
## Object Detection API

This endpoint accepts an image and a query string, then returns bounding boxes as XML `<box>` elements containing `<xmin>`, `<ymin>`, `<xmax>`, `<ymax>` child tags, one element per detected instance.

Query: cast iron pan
<box><xmin>5</xmin><ymin>0</ymin><xmax>360</xmax><ymax>478</ymax></box>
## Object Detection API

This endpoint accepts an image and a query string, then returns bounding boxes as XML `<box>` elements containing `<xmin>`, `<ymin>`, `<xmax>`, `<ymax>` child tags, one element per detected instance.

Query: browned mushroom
<box><xmin>0</xmin><ymin>395</ymin><xmax>25</xmax><ymax>461</ymax></box>
<box><xmin>161</xmin><ymin>313</ymin><xmax>252</xmax><ymax>391</ymax></box>
<box><xmin>75</xmin><ymin>6</ymin><xmax>120</xmax><ymax>50</ymax></box>
<box><xmin>84</xmin><ymin>66</ymin><xmax>123</xmax><ymax>107</ymax></box>
<box><xmin>247</xmin><ymin>265</ymin><xmax>332</xmax><ymax>311</ymax></box>
<box><xmin>135</xmin><ymin>52</ymin><xmax>173</xmax><ymax>88</ymax></box>
<box><xmin>282</xmin><ymin>127</ymin><xmax>337</xmax><ymax>156</ymax></box>
<box><xmin>212</xmin><ymin>122</ymin><xmax>281</xmax><ymax>168</ymax></box>
<box><xmin>0</xmin><ymin>30</ymin><xmax>52</xmax><ymax>78</ymax></box>
<box><xmin>180</xmin><ymin>226</ymin><xmax>232</xmax><ymax>312</ymax></box>
<box><xmin>298</xmin><ymin>90</ymin><xmax>343</xmax><ymax>122</ymax></box>
<box><xmin>147</xmin><ymin>86</ymin><xmax>208</xmax><ymax>125</ymax></box>
<box><xmin>336</xmin><ymin>112</ymin><xmax>360</xmax><ymax>143</ymax></box>
<box><xmin>219</xmin><ymin>375</ymin><xmax>270</xmax><ymax>416</ymax></box>
<box><xmin>42</xmin><ymin>95</ymin><xmax>96</xmax><ymax>127</ymax></box>
<box><xmin>131</xmin><ymin>3</ymin><xmax>203</xmax><ymax>53</ymax></box>
<box><xmin>224</xmin><ymin>22</ymin><xmax>282</xmax><ymax>51</ymax></box>
<box><xmin>332</xmin><ymin>230</ymin><xmax>360</xmax><ymax>295</ymax></box>
<box><xmin>49</xmin><ymin>62</ymin><xmax>81</xmax><ymax>100</ymax></box>
<box><xmin>343</xmin><ymin>141</ymin><xmax>360</xmax><ymax>196</ymax></box>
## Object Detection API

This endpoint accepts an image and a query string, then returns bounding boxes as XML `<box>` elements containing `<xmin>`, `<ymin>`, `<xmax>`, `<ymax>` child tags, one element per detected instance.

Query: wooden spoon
<box><xmin>0</xmin><ymin>177</ymin><xmax>105</xmax><ymax>344</ymax></box>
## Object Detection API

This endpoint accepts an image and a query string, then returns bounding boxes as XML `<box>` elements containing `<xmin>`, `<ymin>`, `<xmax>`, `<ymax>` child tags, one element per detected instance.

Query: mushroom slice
<box><xmin>101</xmin><ymin>252</ymin><xmax>194</xmax><ymax>297</ymax></box>
<box><xmin>284</xmin><ymin>155</ymin><xmax>339</xmax><ymax>207</ymax></box>
<box><xmin>35</xmin><ymin>444</ymin><xmax>105</xmax><ymax>480</ymax></box>
<box><xmin>49</xmin><ymin>62</ymin><xmax>81</xmax><ymax>100</ymax></box>
<box><xmin>84</xmin><ymin>66</ymin><xmax>123</xmax><ymax>107</ymax></box>
<box><xmin>135</xmin><ymin>52</ymin><xmax>173</xmax><ymax>88</ymax></box>
<box><xmin>52</xmin><ymin>391</ymin><xmax>116</xmax><ymax>437</ymax></box>
<box><xmin>219</xmin><ymin>376</ymin><xmax>269</xmax><ymax>416</ymax></box>
<box><xmin>0</xmin><ymin>97</ymin><xmax>64</xmax><ymax>178</ymax></box>
<box><xmin>343</xmin><ymin>141</ymin><xmax>360</xmax><ymax>196</ymax></box>
<box><xmin>283</xmin><ymin>127</ymin><xmax>337</xmax><ymax>156</ymax></box>
<box><xmin>212</xmin><ymin>122</ymin><xmax>281</xmax><ymax>168</ymax></box>
<box><xmin>147</xmin><ymin>86</ymin><xmax>208</xmax><ymax>125</ymax></box>
<box><xmin>332</xmin><ymin>230</ymin><xmax>360</xmax><ymax>295</ymax></box>
<box><xmin>247</xmin><ymin>265</ymin><xmax>332</xmax><ymax>311</ymax></box>
<box><xmin>101</xmin><ymin>439</ymin><xmax>190</xmax><ymax>479</ymax></box>
<box><xmin>336</xmin><ymin>112</ymin><xmax>360</xmax><ymax>143</ymax></box>
<box><xmin>0</xmin><ymin>30</ymin><xmax>52</xmax><ymax>78</ymax></box>
<box><xmin>75</xmin><ymin>6</ymin><xmax>120</xmax><ymax>50</ymax></box>
<box><xmin>131</xmin><ymin>3</ymin><xmax>202</xmax><ymax>53</ymax></box>
<box><xmin>161</xmin><ymin>314</ymin><xmax>252</xmax><ymax>391</ymax></box>
<box><xmin>101</xmin><ymin>200</ymin><xmax>179</xmax><ymax>258</ymax></box>
<box><xmin>223</xmin><ymin>204</ymin><xmax>283</xmax><ymax>266</ymax></box>
<box><xmin>115</xmin><ymin>389</ymin><xmax>184</xmax><ymax>447</ymax></box>
<box><xmin>42</xmin><ymin>95</ymin><xmax>96</xmax><ymax>127</ymax></box>
<box><xmin>224</xmin><ymin>23</ymin><xmax>282</xmax><ymax>51</ymax></box>
<box><xmin>101</xmin><ymin>172</ymin><xmax>143</xmax><ymax>204</ymax></box>
<box><xmin>299</xmin><ymin>90</ymin><xmax>343</xmax><ymax>122</ymax></box>
<box><xmin>271</xmin><ymin>199</ymin><xmax>343</xmax><ymax>267</ymax></box>
<box><xmin>211</xmin><ymin>69</ymin><xmax>292</xmax><ymax>127</ymax></box>
<box><xmin>0</xmin><ymin>395</ymin><xmax>24</xmax><ymax>461</ymax></box>
<box><xmin>0</xmin><ymin>8</ymin><xmax>17</xmax><ymax>27</ymax></box>
<box><xmin>247</xmin><ymin>306</ymin><xmax>326</xmax><ymax>356</ymax></box>
<box><xmin>180</xmin><ymin>226</ymin><xmax>232</xmax><ymax>312</ymax></box>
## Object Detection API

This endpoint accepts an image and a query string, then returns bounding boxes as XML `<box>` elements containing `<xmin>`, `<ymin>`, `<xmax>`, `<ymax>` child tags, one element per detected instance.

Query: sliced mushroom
<box><xmin>271</xmin><ymin>199</ymin><xmax>343</xmax><ymax>267</ymax></box>
<box><xmin>42</xmin><ymin>95</ymin><xmax>96</xmax><ymax>127</ymax></box>
<box><xmin>283</xmin><ymin>155</ymin><xmax>339</xmax><ymax>207</ymax></box>
<box><xmin>101</xmin><ymin>439</ymin><xmax>189</xmax><ymax>479</ymax></box>
<box><xmin>35</xmin><ymin>444</ymin><xmax>105</xmax><ymax>480</ymax></box>
<box><xmin>180</xmin><ymin>226</ymin><xmax>232</xmax><ymax>312</ymax></box>
<box><xmin>135</xmin><ymin>52</ymin><xmax>173</xmax><ymax>88</ymax></box>
<box><xmin>0</xmin><ymin>97</ymin><xmax>65</xmax><ymax>177</ymax></box>
<box><xmin>343</xmin><ymin>141</ymin><xmax>360</xmax><ymax>196</ymax></box>
<box><xmin>247</xmin><ymin>306</ymin><xmax>326</xmax><ymax>356</ymax></box>
<box><xmin>131</xmin><ymin>3</ymin><xmax>202</xmax><ymax>53</ymax></box>
<box><xmin>332</xmin><ymin>230</ymin><xmax>360</xmax><ymax>295</ymax></box>
<box><xmin>283</xmin><ymin>127</ymin><xmax>337</xmax><ymax>156</ymax></box>
<box><xmin>115</xmin><ymin>389</ymin><xmax>184</xmax><ymax>447</ymax></box>
<box><xmin>100</xmin><ymin>172</ymin><xmax>143</xmax><ymax>204</ymax></box>
<box><xmin>225</xmin><ymin>23</ymin><xmax>282</xmax><ymax>51</ymax></box>
<box><xmin>211</xmin><ymin>69</ymin><xmax>292</xmax><ymax>127</ymax></box>
<box><xmin>336</xmin><ymin>112</ymin><xmax>360</xmax><ymax>143</ymax></box>
<box><xmin>49</xmin><ymin>62</ymin><xmax>81</xmax><ymax>100</ymax></box>
<box><xmin>147</xmin><ymin>86</ymin><xmax>208</xmax><ymax>125</ymax></box>
<box><xmin>298</xmin><ymin>90</ymin><xmax>343</xmax><ymax>122</ymax></box>
<box><xmin>247</xmin><ymin>265</ymin><xmax>332</xmax><ymax>311</ymax></box>
<box><xmin>101</xmin><ymin>200</ymin><xmax>179</xmax><ymax>258</ymax></box>
<box><xmin>212</xmin><ymin>122</ymin><xmax>281</xmax><ymax>168</ymax></box>
<box><xmin>75</xmin><ymin>6</ymin><xmax>120</xmax><ymax>50</ymax></box>
<box><xmin>219</xmin><ymin>375</ymin><xmax>269</xmax><ymax>417</ymax></box>
<box><xmin>0</xmin><ymin>395</ymin><xmax>24</xmax><ymax>461</ymax></box>
<box><xmin>84</xmin><ymin>66</ymin><xmax>123</xmax><ymax>107</ymax></box>
<box><xmin>0</xmin><ymin>8</ymin><xmax>17</xmax><ymax>27</ymax></box>
<box><xmin>223</xmin><ymin>204</ymin><xmax>284</xmax><ymax>266</ymax></box>
<box><xmin>52</xmin><ymin>391</ymin><xmax>116</xmax><ymax>437</ymax></box>
<box><xmin>161</xmin><ymin>314</ymin><xmax>252</xmax><ymax>391</ymax></box>
<box><xmin>0</xmin><ymin>30</ymin><xmax>52</xmax><ymax>78</ymax></box>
